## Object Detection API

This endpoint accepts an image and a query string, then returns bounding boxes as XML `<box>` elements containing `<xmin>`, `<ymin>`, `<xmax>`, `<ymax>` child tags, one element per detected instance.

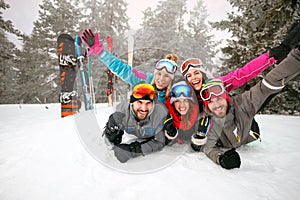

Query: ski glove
<box><xmin>198</xmin><ymin>116</ymin><xmax>211</xmax><ymax>134</ymax></box>
<box><xmin>191</xmin><ymin>133</ymin><xmax>207</xmax><ymax>152</ymax></box>
<box><xmin>270</xmin><ymin>20</ymin><xmax>300</xmax><ymax>64</ymax></box>
<box><xmin>114</xmin><ymin>141</ymin><xmax>143</xmax><ymax>163</ymax></box>
<box><xmin>164</xmin><ymin>115</ymin><xmax>178</xmax><ymax>140</ymax></box>
<box><xmin>104</xmin><ymin>112</ymin><xmax>125</xmax><ymax>144</ymax></box>
<box><xmin>219</xmin><ymin>148</ymin><xmax>241</xmax><ymax>170</ymax></box>
<box><xmin>80</xmin><ymin>29</ymin><xmax>104</xmax><ymax>57</ymax></box>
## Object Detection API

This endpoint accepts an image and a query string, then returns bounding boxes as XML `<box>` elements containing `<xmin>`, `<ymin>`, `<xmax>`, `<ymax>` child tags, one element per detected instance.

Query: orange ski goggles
<box><xmin>132</xmin><ymin>83</ymin><xmax>157</xmax><ymax>101</ymax></box>
<box><xmin>180</xmin><ymin>58</ymin><xmax>204</xmax><ymax>75</ymax></box>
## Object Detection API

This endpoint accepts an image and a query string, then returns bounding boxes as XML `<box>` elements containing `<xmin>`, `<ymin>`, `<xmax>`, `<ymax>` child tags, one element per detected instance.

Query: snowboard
<box><xmin>57</xmin><ymin>34</ymin><xmax>80</xmax><ymax>117</ymax></box>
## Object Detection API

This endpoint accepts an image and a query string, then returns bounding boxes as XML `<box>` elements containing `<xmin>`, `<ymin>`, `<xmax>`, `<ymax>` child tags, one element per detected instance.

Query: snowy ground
<box><xmin>0</xmin><ymin>103</ymin><xmax>300</xmax><ymax>200</ymax></box>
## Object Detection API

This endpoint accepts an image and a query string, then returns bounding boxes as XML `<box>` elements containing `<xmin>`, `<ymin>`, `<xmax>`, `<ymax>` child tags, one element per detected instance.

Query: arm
<box><xmin>202</xmin><ymin>117</ymin><xmax>225</xmax><ymax>164</ymax></box>
<box><xmin>80</xmin><ymin>29</ymin><xmax>154</xmax><ymax>86</ymax></box>
<box><xmin>217</xmin><ymin>52</ymin><xmax>276</xmax><ymax>92</ymax></box>
<box><xmin>98</xmin><ymin>50</ymin><xmax>154</xmax><ymax>86</ymax></box>
<box><xmin>238</xmin><ymin>48</ymin><xmax>300</xmax><ymax>116</ymax></box>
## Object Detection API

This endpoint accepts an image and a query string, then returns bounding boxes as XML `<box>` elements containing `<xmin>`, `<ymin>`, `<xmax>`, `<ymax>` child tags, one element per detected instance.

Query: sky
<box><xmin>3</xmin><ymin>0</ymin><xmax>233</xmax><ymax>48</ymax></box>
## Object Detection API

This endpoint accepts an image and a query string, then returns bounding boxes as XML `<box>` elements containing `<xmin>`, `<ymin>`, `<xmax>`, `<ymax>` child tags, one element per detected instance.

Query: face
<box><xmin>154</xmin><ymin>69</ymin><xmax>173</xmax><ymax>90</ymax></box>
<box><xmin>132</xmin><ymin>99</ymin><xmax>153</xmax><ymax>120</ymax></box>
<box><xmin>185</xmin><ymin>69</ymin><xmax>203</xmax><ymax>91</ymax></box>
<box><xmin>174</xmin><ymin>99</ymin><xmax>190</xmax><ymax>116</ymax></box>
<box><xmin>207</xmin><ymin>97</ymin><xmax>228</xmax><ymax>118</ymax></box>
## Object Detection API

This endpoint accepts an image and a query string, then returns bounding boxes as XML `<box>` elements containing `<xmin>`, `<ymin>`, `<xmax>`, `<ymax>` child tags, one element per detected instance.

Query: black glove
<box><xmin>270</xmin><ymin>20</ymin><xmax>300</xmax><ymax>63</ymax></box>
<box><xmin>114</xmin><ymin>141</ymin><xmax>143</xmax><ymax>163</ymax></box>
<box><xmin>218</xmin><ymin>148</ymin><xmax>241</xmax><ymax>170</ymax></box>
<box><xmin>164</xmin><ymin>115</ymin><xmax>178</xmax><ymax>140</ymax></box>
<box><xmin>198</xmin><ymin>116</ymin><xmax>210</xmax><ymax>134</ymax></box>
<box><xmin>191</xmin><ymin>133</ymin><xmax>207</xmax><ymax>151</ymax></box>
<box><xmin>103</xmin><ymin>112</ymin><xmax>125</xmax><ymax>145</ymax></box>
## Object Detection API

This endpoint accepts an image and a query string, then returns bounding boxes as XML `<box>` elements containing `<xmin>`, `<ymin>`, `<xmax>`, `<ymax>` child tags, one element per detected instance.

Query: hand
<box><xmin>198</xmin><ymin>116</ymin><xmax>210</xmax><ymax>134</ymax></box>
<box><xmin>218</xmin><ymin>148</ymin><xmax>241</xmax><ymax>170</ymax></box>
<box><xmin>80</xmin><ymin>29</ymin><xmax>104</xmax><ymax>57</ymax></box>
<box><xmin>164</xmin><ymin>115</ymin><xmax>178</xmax><ymax>140</ymax></box>
<box><xmin>107</xmin><ymin>112</ymin><xmax>125</xmax><ymax>130</ymax></box>
<box><xmin>113</xmin><ymin>141</ymin><xmax>142</xmax><ymax>163</ymax></box>
<box><xmin>191</xmin><ymin>133</ymin><xmax>207</xmax><ymax>151</ymax></box>
<box><xmin>270</xmin><ymin>20</ymin><xmax>300</xmax><ymax>63</ymax></box>
<box><xmin>104</xmin><ymin>112</ymin><xmax>125</xmax><ymax>144</ymax></box>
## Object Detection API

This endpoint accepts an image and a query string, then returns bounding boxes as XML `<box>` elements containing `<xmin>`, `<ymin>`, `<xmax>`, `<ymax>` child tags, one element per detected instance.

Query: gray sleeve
<box><xmin>141</xmin><ymin>103</ymin><xmax>168</xmax><ymax>154</ymax></box>
<box><xmin>237</xmin><ymin>48</ymin><xmax>300</xmax><ymax>116</ymax></box>
<box><xmin>202</xmin><ymin>118</ymin><xmax>225</xmax><ymax>164</ymax></box>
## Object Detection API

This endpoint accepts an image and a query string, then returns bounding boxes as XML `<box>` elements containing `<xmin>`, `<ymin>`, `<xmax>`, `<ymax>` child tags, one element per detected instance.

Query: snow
<box><xmin>0</xmin><ymin>103</ymin><xmax>300</xmax><ymax>200</ymax></box>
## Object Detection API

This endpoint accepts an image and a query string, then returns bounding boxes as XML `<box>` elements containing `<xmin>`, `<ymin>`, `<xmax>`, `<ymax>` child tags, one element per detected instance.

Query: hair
<box><xmin>151</xmin><ymin>53</ymin><xmax>178</xmax><ymax>99</ymax></box>
<box><xmin>178</xmin><ymin>99</ymin><xmax>194</xmax><ymax>129</ymax></box>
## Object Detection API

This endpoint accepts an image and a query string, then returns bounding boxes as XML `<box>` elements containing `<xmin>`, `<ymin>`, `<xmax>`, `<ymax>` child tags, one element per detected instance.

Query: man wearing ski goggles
<box><xmin>200</xmin><ymin>78</ymin><xmax>230</xmax><ymax>118</ymax></box>
<box><xmin>103</xmin><ymin>82</ymin><xmax>170</xmax><ymax>163</ymax></box>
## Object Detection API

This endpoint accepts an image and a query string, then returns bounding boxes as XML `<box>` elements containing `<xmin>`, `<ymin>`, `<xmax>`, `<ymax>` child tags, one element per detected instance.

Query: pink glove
<box><xmin>80</xmin><ymin>29</ymin><xmax>104</xmax><ymax>57</ymax></box>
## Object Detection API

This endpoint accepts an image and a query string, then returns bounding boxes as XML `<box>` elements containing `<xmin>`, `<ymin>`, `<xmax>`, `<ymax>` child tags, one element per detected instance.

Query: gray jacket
<box><xmin>203</xmin><ymin>48</ymin><xmax>300</xmax><ymax>164</ymax></box>
<box><xmin>116</xmin><ymin>99</ymin><xmax>169</xmax><ymax>154</ymax></box>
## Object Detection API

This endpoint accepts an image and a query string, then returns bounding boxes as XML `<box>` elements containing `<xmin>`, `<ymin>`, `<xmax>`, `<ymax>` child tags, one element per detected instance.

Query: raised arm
<box><xmin>81</xmin><ymin>29</ymin><xmax>154</xmax><ymax>86</ymax></box>
<box><xmin>218</xmin><ymin>20</ymin><xmax>300</xmax><ymax>92</ymax></box>
<box><xmin>217</xmin><ymin>52</ymin><xmax>276</xmax><ymax>92</ymax></box>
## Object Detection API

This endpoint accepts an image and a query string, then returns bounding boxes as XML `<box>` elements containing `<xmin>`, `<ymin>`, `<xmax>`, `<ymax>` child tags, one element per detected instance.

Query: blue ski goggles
<box><xmin>171</xmin><ymin>84</ymin><xmax>193</xmax><ymax>98</ymax></box>
<box><xmin>155</xmin><ymin>59</ymin><xmax>178</xmax><ymax>74</ymax></box>
<box><xmin>170</xmin><ymin>83</ymin><xmax>194</xmax><ymax>104</ymax></box>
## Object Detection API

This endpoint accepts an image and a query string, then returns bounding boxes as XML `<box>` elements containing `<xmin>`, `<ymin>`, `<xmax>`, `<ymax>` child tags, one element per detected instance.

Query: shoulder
<box><xmin>153</xmin><ymin>101</ymin><xmax>169</xmax><ymax>116</ymax></box>
<box><xmin>116</xmin><ymin>99</ymin><xmax>130</xmax><ymax>112</ymax></box>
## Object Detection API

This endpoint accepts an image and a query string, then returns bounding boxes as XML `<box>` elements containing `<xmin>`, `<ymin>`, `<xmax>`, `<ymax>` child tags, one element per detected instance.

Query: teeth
<box><xmin>215</xmin><ymin>106</ymin><xmax>222</xmax><ymax>111</ymax></box>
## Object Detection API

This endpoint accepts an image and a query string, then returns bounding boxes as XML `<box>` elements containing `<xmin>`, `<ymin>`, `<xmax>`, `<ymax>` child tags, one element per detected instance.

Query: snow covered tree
<box><xmin>77</xmin><ymin>0</ymin><xmax>130</xmax><ymax>103</ymax></box>
<box><xmin>212</xmin><ymin>0</ymin><xmax>300</xmax><ymax>115</ymax></box>
<box><xmin>17</xmin><ymin>0</ymin><xmax>81</xmax><ymax>103</ymax></box>
<box><xmin>0</xmin><ymin>0</ymin><xmax>22</xmax><ymax>103</ymax></box>
<box><xmin>184</xmin><ymin>0</ymin><xmax>216</xmax><ymax>69</ymax></box>
<box><xmin>135</xmin><ymin>0</ymin><xmax>187</xmax><ymax>54</ymax></box>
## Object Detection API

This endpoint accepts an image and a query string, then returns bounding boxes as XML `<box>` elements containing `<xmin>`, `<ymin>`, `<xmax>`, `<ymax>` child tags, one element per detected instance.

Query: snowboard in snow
<box><xmin>57</xmin><ymin>34</ymin><xmax>80</xmax><ymax>117</ymax></box>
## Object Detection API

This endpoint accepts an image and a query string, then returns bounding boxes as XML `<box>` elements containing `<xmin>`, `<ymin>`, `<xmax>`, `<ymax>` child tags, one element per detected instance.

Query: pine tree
<box><xmin>18</xmin><ymin>0</ymin><xmax>81</xmax><ymax>103</ymax></box>
<box><xmin>0</xmin><ymin>0</ymin><xmax>22</xmax><ymax>103</ymax></box>
<box><xmin>185</xmin><ymin>0</ymin><xmax>216</xmax><ymax>69</ymax></box>
<box><xmin>212</xmin><ymin>0</ymin><xmax>300</xmax><ymax>115</ymax></box>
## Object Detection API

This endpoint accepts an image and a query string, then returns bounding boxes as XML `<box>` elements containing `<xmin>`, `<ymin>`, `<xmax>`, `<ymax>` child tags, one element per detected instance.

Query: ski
<box><xmin>57</xmin><ymin>34</ymin><xmax>80</xmax><ymax>117</ymax></box>
<box><xmin>75</xmin><ymin>36</ymin><xmax>92</xmax><ymax>111</ymax></box>
<box><xmin>106</xmin><ymin>36</ymin><xmax>114</xmax><ymax>106</ymax></box>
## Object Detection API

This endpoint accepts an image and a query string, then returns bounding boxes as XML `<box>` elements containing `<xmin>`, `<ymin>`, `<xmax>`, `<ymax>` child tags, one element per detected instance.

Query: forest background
<box><xmin>0</xmin><ymin>0</ymin><xmax>299</xmax><ymax>115</ymax></box>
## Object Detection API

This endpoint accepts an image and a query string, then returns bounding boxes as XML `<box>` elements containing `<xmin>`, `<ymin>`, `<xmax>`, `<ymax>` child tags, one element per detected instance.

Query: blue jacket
<box><xmin>97</xmin><ymin>50</ymin><xmax>167</xmax><ymax>103</ymax></box>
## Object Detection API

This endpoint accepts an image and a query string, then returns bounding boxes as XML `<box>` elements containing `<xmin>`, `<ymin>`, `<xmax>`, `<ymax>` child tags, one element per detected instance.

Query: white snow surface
<box><xmin>0</xmin><ymin>103</ymin><xmax>300</xmax><ymax>200</ymax></box>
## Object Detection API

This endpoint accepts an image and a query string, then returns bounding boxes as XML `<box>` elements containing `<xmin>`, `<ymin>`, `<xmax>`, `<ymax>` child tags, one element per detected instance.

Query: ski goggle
<box><xmin>171</xmin><ymin>84</ymin><xmax>193</xmax><ymax>98</ymax></box>
<box><xmin>155</xmin><ymin>59</ymin><xmax>177</xmax><ymax>74</ymax></box>
<box><xmin>132</xmin><ymin>83</ymin><xmax>157</xmax><ymax>101</ymax></box>
<box><xmin>180</xmin><ymin>58</ymin><xmax>204</xmax><ymax>75</ymax></box>
<box><xmin>200</xmin><ymin>84</ymin><xmax>225</xmax><ymax>101</ymax></box>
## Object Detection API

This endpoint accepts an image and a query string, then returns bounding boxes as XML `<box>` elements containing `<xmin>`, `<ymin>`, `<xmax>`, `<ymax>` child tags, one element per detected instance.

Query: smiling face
<box><xmin>185</xmin><ymin>69</ymin><xmax>203</xmax><ymax>91</ymax></box>
<box><xmin>173</xmin><ymin>99</ymin><xmax>190</xmax><ymax>116</ymax></box>
<box><xmin>154</xmin><ymin>68</ymin><xmax>173</xmax><ymax>90</ymax></box>
<box><xmin>132</xmin><ymin>99</ymin><xmax>153</xmax><ymax>120</ymax></box>
<box><xmin>207</xmin><ymin>96</ymin><xmax>228</xmax><ymax>118</ymax></box>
